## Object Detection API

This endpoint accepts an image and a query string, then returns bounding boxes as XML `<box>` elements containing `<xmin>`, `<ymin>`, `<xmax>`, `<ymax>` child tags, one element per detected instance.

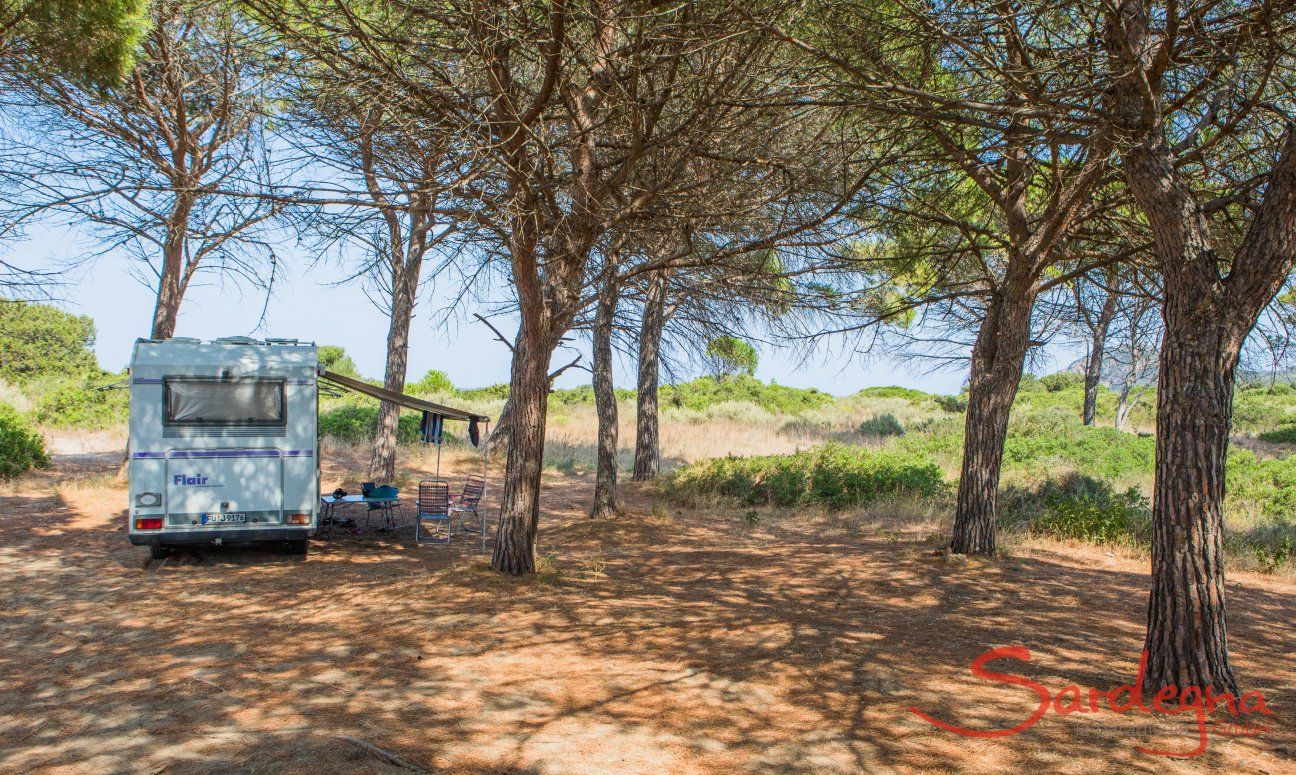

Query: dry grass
<box><xmin>543</xmin><ymin>398</ymin><xmax>921</xmax><ymax>475</ymax></box>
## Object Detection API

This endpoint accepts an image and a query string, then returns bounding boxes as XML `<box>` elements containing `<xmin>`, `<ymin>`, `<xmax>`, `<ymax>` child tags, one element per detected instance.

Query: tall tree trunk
<box><xmin>1144</xmin><ymin>310</ymin><xmax>1239</xmax><ymax>694</ymax></box>
<box><xmin>370</xmin><ymin>257</ymin><xmax>421</xmax><ymax>481</ymax></box>
<box><xmin>591</xmin><ymin>271</ymin><xmax>620</xmax><ymax>518</ymax></box>
<box><xmin>632</xmin><ymin>272</ymin><xmax>668</xmax><ymax>481</ymax></box>
<box><xmin>150</xmin><ymin>195</ymin><xmax>194</xmax><ymax>339</ymax></box>
<box><xmin>491</xmin><ymin>336</ymin><xmax>551</xmax><ymax>575</ymax></box>
<box><xmin>949</xmin><ymin>287</ymin><xmax>1035</xmax><ymax>556</ymax></box>
<box><xmin>1083</xmin><ymin>292</ymin><xmax>1118</xmax><ymax>426</ymax></box>
<box><xmin>1108</xmin><ymin>1</ymin><xmax>1296</xmax><ymax>689</ymax></box>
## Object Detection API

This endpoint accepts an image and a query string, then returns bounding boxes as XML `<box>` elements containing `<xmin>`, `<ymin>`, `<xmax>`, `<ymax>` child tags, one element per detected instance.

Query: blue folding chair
<box><xmin>415</xmin><ymin>480</ymin><xmax>451</xmax><ymax>545</ymax></box>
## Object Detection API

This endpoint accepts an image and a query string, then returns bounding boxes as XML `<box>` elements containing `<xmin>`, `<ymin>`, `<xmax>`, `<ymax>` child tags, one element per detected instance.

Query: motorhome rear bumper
<box><xmin>129</xmin><ymin>527</ymin><xmax>314</xmax><ymax>546</ymax></box>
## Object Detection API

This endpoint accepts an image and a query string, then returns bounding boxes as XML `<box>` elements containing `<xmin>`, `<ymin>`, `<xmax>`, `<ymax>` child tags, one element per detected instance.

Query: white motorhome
<box><xmin>126</xmin><ymin>337</ymin><xmax>319</xmax><ymax>558</ymax></box>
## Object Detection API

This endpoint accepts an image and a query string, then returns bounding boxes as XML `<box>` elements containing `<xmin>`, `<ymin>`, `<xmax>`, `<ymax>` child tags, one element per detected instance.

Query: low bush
<box><xmin>549</xmin><ymin>384</ymin><xmax>635</xmax><ymax>406</ymax></box>
<box><xmin>30</xmin><ymin>374</ymin><xmax>129</xmax><ymax>428</ymax></box>
<box><xmin>997</xmin><ymin>473</ymin><xmax>1151</xmax><ymax>546</ymax></box>
<box><xmin>318</xmin><ymin>405</ymin><xmax>448</xmax><ymax>444</ymax></box>
<box><xmin>778</xmin><ymin>416</ymin><xmax>832</xmax><ymax>437</ymax></box>
<box><xmin>0</xmin><ymin>403</ymin><xmax>49</xmax><ymax>478</ymax></box>
<box><xmin>455</xmin><ymin>383</ymin><xmax>511</xmax><ymax>402</ymax></box>
<box><xmin>1233</xmin><ymin>387</ymin><xmax>1296</xmax><ymax>434</ymax></box>
<box><xmin>858</xmin><ymin>412</ymin><xmax>904</xmax><ymax>437</ymax></box>
<box><xmin>933</xmin><ymin>394</ymin><xmax>967</xmax><ymax>413</ymax></box>
<box><xmin>1040</xmin><ymin>371</ymin><xmax>1085</xmax><ymax>393</ymax></box>
<box><xmin>894</xmin><ymin>410</ymin><xmax>1156</xmax><ymax>483</ymax></box>
<box><xmin>668</xmin><ymin>442</ymin><xmax>943</xmax><ymax>509</ymax></box>
<box><xmin>1257</xmin><ymin>425</ymin><xmax>1296</xmax><ymax>444</ymax></box>
<box><xmin>1242</xmin><ymin>530</ymin><xmax>1294</xmax><ymax>574</ymax></box>
<box><xmin>857</xmin><ymin>385</ymin><xmax>931</xmax><ymax>401</ymax></box>
<box><xmin>661</xmin><ymin>375</ymin><xmax>833</xmax><ymax>415</ymax></box>
<box><xmin>1226</xmin><ymin>449</ymin><xmax>1296</xmax><ymax>521</ymax></box>
<box><xmin>1017</xmin><ymin>374</ymin><xmax>1045</xmax><ymax>393</ymax></box>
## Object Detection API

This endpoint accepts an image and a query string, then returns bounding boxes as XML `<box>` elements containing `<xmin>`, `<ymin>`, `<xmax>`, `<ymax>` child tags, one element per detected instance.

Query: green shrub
<box><xmin>894</xmin><ymin>410</ymin><xmax>1156</xmax><ymax>482</ymax></box>
<box><xmin>1226</xmin><ymin>449</ymin><xmax>1296</xmax><ymax>521</ymax></box>
<box><xmin>1246</xmin><ymin>531</ymin><xmax>1294</xmax><ymax>573</ymax></box>
<box><xmin>0</xmin><ymin>301</ymin><xmax>98</xmax><ymax>383</ymax></box>
<box><xmin>661</xmin><ymin>375</ymin><xmax>833</xmax><ymax>415</ymax></box>
<box><xmin>997</xmin><ymin>473</ymin><xmax>1151</xmax><ymax>544</ymax></box>
<box><xmin>1017</xmin><ymin>374</ymin><xmax>1045</xmax><ymax>393</ymax></box>
<box><xmin>319</xmin><ymin>405</ymin><xmax>431</xmax><ymax>443</ymax></box>
<box><xmin>857</xmin><ymin>385</ymin><xmax>931</xmax><ymax>401</ymax></box>
<box><xmin>858</xmin><ymin>412</ymin><xmax>904</xmax><ymax>437</ymax></box>
<box><xmin>1033</xmin><ymin>490</ymin><xmax>1151</xmax><ymax>544</ymax></box>
<box><xmin>779</xmin><ymin>416</ymin><xmax>832</xmax><ymax>436</ymax></box>
<box><xmin>409</xmin><ymin>369</ymin><xmax>453</xmax><ymax>395</ymax></box>
<box><xmin>1040</xmin><ymin>371</ymin><xmax>1085</xmax><ymax>393</ymax></box>
<box><xmin>455</xmin><ymin>383</ymin><xmax>511</xmax><ymax>401</ymax></box>
<box><xmin>933</xmin><ymin>394</ymin><xmax>967</xmax><ymax>413</ymax></box>
<box><xmin>1258</xmin><ymin>426</ymin><xmax>1296</xmax><ymax>444</ymax></box>
<box><xmin>668</xmin><ymin>442</ymin><xmax>943</xmax><ymax>509</ymax></box>
<box><xmin>1233</xmin><ymin>388</ymin><xmax>1296</xmax><ymax>434</ymax></box>
<box><xmin>0</xmin><ymin>403</ymin><xmax>49</xmax><ymax>478</ymax></box>
<box><xmin>31</xmin><ymin>374</ymin><xmax>129</xmax><ymax>428</ymax></box>
<box><xmin>318</xmin><ymin>345</ymin><xmax>360</xmax><ymax>378</ymax></box>
<box><xmin>549</xmin><ymin>384</ymin><xmax>635</xmax><ymax>406</ymax></box>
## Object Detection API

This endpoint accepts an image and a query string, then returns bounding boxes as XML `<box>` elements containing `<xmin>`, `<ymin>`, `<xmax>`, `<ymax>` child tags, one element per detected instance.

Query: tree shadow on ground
<box><xmin>0</xmin><ymin>456</ymin><xmax>1291</xmax><ymax>773</ymax></box>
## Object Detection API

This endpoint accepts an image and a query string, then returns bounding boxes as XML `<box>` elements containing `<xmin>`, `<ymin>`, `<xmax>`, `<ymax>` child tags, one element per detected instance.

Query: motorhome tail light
<box><xmin>286</xmin><ymin>513</ymin><xmax>311</xmax><ymax>525</ymax></box>
<box><xmin>135</xmin><ymin>517</ymin><xmax>163</xmax><ymax>530</ymax></box>
<box><xmin>136</xmin><ymin>492</ymin><xmax>162</xmax><ymax>507</ymax></box>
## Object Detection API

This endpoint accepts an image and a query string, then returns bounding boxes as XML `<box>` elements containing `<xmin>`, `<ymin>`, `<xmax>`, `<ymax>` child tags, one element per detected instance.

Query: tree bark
<box><xmin>370</xmin><ymin>255</ymin><xmax>420</xmax><ymax>481</ymax></box>
<box><xmin>591</xmin><ymin>269</ymin><xmax>620</xmax><ymax>518</ymax></box>
<box><xmin>149</xmin><ymin>194</ymin><xmax>195</xmax><ymax>339</ymax></box>
<box><xmin>949</xmin><ymin>285</ymin><xmax>1035</xmax><ymax>556</ymax></box>
<box><xmin>1083</xmin><ymin>291</ymin><xmax>1118</xmax><ymax>426</ymax></box>
<box><xmin>632</xmin><ymin>271</ymin><xmax>668</xmax><ymax>481</ymax></box>
<box><xmin>1115</xmin><ymin>390</ymin><xmax>1136</xmax><ymax>432</ymax></box>
<box><xmin>1106</xmin><ymin>0</ymin><xmax>1296</xmax><ymax>693</ymax></box>
<box><xmin>491</xmin><ymin>336</ymin><xmax>550</xmax><ymax>575</ymax></box>
<box><xmin>1144</xmin><ymin>311</ymin><xmax>1239</xmax><ymax>694</ymax></box>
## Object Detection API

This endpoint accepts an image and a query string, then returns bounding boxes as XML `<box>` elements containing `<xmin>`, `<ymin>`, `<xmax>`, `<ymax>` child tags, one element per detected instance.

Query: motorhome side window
<box><xmin>163</xmin><ymin>378</ymin><xmax>286</xmax><ymax>426</ymax></box>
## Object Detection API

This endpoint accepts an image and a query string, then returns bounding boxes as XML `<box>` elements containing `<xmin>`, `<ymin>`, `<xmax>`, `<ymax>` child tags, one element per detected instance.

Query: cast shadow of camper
<box><xmin>148</xmin><ymin>542</ymin><xmax>310</xmax><ymax>566</ymax></box>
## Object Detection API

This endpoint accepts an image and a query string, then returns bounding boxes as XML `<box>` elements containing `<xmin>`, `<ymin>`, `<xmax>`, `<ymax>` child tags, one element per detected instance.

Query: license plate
<box><xmin>202</xmin><ymin>513</ymin><xmax>246</xmax><ymax>524</ymax></box>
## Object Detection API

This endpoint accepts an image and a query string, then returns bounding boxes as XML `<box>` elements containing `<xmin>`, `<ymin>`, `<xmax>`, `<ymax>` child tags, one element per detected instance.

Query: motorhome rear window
<box><xmin>163</xmin><ymin>378</ymin><xmax>286</xmax><ymax>426</ymax></box>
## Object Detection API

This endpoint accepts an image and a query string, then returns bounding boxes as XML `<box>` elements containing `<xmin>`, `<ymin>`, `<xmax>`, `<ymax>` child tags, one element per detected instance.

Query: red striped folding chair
<box><xmin>450</xmin><ymin>474</ymin><xmax>486</xmax><ymax>534</ymax></box>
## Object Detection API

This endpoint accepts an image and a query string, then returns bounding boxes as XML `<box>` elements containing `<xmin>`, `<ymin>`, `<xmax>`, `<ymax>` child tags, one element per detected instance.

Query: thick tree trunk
<box><xmin>949</xmin><ymin>289</ymin><xmax>1035</xmax><ymax>556</ymax></box>
<box><xmin>1144</xmin><ymin>313</ymin><xmax>1239</xmax><ymax>694</ymax></box>
<box><xmin>149</xmin><ymin>197</ymin><xmax>194</xmax><ymax>339</ymax></box>
<box><xmin>591</xmin><ymin>273</ymin><xmax>619</xmax><ymax>518</ymax></box>
<box><xmin>491</xmin><ymin>337</ymin><xmax>550</xmax><ymax>575</ymax></box>
<box><xmin>632</xmin><ymin>272</ymin><xmax>668</xmax><ymax>481</ymax></box>
<box><xmin>370</xmin><ymin>260</ymin><xmax>419</xmax><ymax>481</ymax></box>
<box><xmin>1083</xmin><ymin>292</ymin><xmax>1118</xmax><ymax>426</ymax></box>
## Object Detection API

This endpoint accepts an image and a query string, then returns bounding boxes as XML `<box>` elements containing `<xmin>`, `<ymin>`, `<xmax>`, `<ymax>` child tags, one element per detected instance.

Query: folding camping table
<box><xmin>319</xmin><ymin>493</ymin><xmax>404</xmax><ymax>534</ymax></box>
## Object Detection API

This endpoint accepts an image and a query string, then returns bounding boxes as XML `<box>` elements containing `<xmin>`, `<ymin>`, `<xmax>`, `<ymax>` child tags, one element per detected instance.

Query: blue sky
<box><xmin>8</xmin><ymin>223</ymin><xmax>1080</xmax><ymax>396</ymax></box>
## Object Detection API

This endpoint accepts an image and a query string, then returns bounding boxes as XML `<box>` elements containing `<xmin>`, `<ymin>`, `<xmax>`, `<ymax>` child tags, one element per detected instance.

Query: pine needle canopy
<box><xmin>4</xmin><ymin>0</ymin><xmax>152</xmax><ymax>87</ymax></box>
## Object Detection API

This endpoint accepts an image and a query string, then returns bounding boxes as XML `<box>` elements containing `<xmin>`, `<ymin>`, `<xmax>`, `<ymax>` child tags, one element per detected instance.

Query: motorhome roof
<box><xmin>131</xmin><ymin>337</ymin><xmax>318</xmax><ymax>370</ymax></box>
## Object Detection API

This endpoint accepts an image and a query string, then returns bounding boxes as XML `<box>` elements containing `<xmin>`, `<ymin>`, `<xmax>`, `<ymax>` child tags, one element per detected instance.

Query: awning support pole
<box><xmin>480</xmin><ymin>420</ymin><xmax>490</xmax><ymax>553</ymax></box>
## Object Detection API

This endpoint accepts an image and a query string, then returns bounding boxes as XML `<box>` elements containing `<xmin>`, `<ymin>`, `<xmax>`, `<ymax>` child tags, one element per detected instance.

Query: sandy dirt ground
<box><xmin>0</xmin><ymin>447</ymin><xmax>1293</xmax><ymax>774</ymax></box>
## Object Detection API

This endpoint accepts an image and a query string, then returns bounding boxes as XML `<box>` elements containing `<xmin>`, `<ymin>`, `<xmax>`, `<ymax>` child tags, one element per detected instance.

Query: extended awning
<box><xmin>319</xmin><ymin>369</ymin><xmax>490</xmax><ymax>446</ymax></box>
